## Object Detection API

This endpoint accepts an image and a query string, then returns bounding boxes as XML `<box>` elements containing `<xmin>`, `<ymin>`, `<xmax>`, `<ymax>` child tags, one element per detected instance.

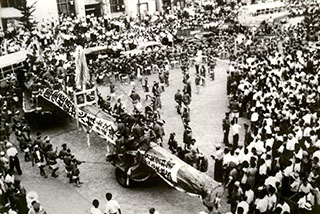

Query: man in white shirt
<box><xmin>236</xmin><ymin>201</ymin><xmax>249</xmax><ymax>214</ymax></box>
<box><xmin>276</xmin><ymin>197</ymin><xmax>290</xmax><ymax>214</ymax></box>
<box><xmin>104</xmin><ymin>193</ymin><xmax>121</xmax><ymax>214</ymax></box>
<box><xmin>231</xmin><ymin>120</ymin><xmax>241</xmax><ymax>149</ymax></box>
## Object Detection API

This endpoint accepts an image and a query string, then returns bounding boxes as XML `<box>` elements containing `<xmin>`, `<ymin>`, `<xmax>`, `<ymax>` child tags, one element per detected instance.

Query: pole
<box><xmin>138</xmin><ymin>0</ymin><xmax>141</xmax><ymax>20</ymax></box>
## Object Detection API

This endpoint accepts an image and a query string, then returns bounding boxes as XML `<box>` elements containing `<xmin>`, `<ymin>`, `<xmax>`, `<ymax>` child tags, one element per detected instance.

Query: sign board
<box><xmin>40</xmin><ymin>88</ymin><xmax>116</xmax><ymax>144</ymax></box>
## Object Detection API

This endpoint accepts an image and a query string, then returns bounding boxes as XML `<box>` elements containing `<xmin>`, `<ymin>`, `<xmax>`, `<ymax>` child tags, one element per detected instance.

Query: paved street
<box><xmin>12</xmin><ymin>59</ymin><xmax>239</xmax><ymax>214</ymax></box>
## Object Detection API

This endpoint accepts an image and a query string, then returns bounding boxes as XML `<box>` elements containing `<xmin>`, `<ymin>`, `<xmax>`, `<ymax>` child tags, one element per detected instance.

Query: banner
<box><xmin>40</xmin><ymin>88</ymin><xmax>116</xmax><ymax>144</ymax></box>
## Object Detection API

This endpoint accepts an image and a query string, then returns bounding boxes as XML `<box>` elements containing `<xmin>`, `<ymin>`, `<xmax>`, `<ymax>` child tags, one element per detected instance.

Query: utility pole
<box><xmin>137</xmin><ymin>0</ymin><xmax>141</xmax><ymax>21</ymax></box>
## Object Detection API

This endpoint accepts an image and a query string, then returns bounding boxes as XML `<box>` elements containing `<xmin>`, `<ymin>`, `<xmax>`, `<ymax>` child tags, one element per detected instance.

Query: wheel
<box><xmin>115</xmin><ymin>168</ymin><xmax>131</xmax><ymax>188</ymax></box>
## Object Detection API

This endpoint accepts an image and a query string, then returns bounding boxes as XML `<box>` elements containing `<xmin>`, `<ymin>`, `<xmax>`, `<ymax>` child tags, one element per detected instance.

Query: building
<box><xmin>0</xmin><ymin>0</ymin><xmax>24</xmax><ymax>32</ymax></box>
<box><xmin>0</xmin><ymin>0</ymin><xmax>167</xmax><ymax>34</ymax></box>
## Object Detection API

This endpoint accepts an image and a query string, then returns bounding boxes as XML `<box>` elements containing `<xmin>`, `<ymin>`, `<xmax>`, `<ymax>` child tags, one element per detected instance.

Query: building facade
<box><xmin>0</xmin><ymin>0</ymin><xmax>168</xmax><ymax>33</ymax></box>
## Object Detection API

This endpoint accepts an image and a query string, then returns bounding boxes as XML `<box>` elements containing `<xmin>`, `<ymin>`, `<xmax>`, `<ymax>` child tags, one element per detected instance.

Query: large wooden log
<box><xmin>38</xmin><ymin>88</ymin><xmax>223</xmax><ymax>207</ymax></box>
<box><xmin>143</xmin><ymin>143</ymin><xmax>224</xmax><ymax>207</ymax></box>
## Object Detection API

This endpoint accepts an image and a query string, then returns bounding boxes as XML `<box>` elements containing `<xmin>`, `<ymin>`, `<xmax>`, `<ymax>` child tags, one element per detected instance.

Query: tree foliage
<box><xmin>19</xmin><ymin>0</ymin><xmax>37</xmax><ymax>33</ymax></box>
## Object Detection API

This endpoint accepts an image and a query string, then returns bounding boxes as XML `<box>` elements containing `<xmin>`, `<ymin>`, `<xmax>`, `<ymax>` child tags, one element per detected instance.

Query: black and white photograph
<box><xmin>0</xmin><ymin>0</ymin><xmax>319</xmax><ymax>213</ymax></box>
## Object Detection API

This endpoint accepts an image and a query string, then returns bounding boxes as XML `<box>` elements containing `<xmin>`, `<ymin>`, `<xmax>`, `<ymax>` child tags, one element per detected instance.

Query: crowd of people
<box><xmin>212</xmin><ymin>6</ymin><xmax>320</xmax><ymax>214</ymax></box>
<box><xmin>0</xmin><ymin>0</ymin><xmax>320</xmax><ymax>213</ymax></box>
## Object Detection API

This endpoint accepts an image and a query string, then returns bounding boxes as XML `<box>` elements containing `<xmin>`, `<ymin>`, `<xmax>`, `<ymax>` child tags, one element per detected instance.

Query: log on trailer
<box><xmin>38</xmin><ymin>88</ymin><xmax>223</xmax><ymax>208</ymax></box>
<box><xmin>142</xmin><ymin>143</ymin><xmax>224</xmax><ymax>208</ymax></box>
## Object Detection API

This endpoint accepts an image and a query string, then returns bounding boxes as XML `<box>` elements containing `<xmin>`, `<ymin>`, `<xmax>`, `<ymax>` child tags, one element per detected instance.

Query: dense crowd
<box><xmin>0</xmin><ymin>0</ymin><xmax>320</xmax><ymax>214</ymax></box>
<box><xmin>215</xmin><ymin>9</ymin><xmax>320</xmax><ymax>214</ymax></box>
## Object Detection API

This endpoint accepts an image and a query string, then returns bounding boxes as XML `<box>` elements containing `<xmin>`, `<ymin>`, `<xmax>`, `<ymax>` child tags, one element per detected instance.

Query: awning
<box><xmin>0</xmin><ymin>7</ymin><xmax>23</xmax><ymax>19</ymax></box>
<box><xmin>0</xmin><ymin>50</ymin><xmax>27</xmax><ymax>69</ymax></box>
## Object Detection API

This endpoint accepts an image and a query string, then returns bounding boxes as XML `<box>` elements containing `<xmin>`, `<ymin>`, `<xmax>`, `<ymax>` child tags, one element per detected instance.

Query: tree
<box><xmin>19</xmin><ymin>0</ymin><xmax>37</xmax><ymax>33</ymax></box>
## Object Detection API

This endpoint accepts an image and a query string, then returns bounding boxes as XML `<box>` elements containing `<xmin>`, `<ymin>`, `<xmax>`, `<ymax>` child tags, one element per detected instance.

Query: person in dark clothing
<box><xmin>211</xmin><ymin>145</ymin><xmax>224</xmax><ymax>182</ymax></box>
<box><xmin>183</xmin><ymin>126</ymin><xmax>193</xmax><ymax>150</ymax></box>
<box><xmin>32</xmin><ymin>145</ymin><xmax>47</xmax><ymax>178</ymax></box>
<box><xmin>6</xmin><ymin>143</ymin><xmax>22</xmax><ymax>175</ymax></box>
<box><xmin>71</xmin><ymin>157</ymin><xmax>83</xmax><ymax>187</ymax></box>
<box><xmin>244</xmin><ymin>123</ymin><xmax>251</xmax><ymax>147</ymax></box>
<box><xmin>168</xmin><ymin>132</ymin><xmax>178</xmax><ymax>154</ymax></box>
<box><xmin>58</xmin><ymin>144</ymin><xmax>69</xmax><ymax>160</ymax></box>
<box><xmin>12</xmin><ymin>179</ymin><xmax>28</xmax><ymax>214</ymax></box>
<box><xmin>174</xmin><ymin>89</ymin><xmax>183</xmax><ymax>114</ymax></box>
<box><xmin>63</xmin><ymin>150</ymin><xmax>73</xmax><ymax>182</ymax></box>
<box><xmin>222</xmin><ymin>112</ymin><xmax>230</xmax><ymax>146</ymax></box>
<box><xmin>46</xmin><ymin>144</ymin><xmax>59</xmax><ymax>177</ymax></box>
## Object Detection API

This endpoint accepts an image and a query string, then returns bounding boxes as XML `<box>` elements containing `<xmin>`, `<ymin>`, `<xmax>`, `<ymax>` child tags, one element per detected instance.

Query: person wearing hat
<box><xmin>58</xmin><ymin>144</ymin><xmax>69</xmax><ymax>160</ymax></box>
<box><xmin>28</xmin><ymin>201</ymin><xmax>46</xmax><ymax>214</ymax></box>
<box><xmin>168</xmin><ymin>132</ymin><xmax>178</xmax><ymax>154</ymax></box>
<box><xmin>32</xmin><ymin>144</ymin><xmax>47</xmax><ymax>178</ymax></box>
<box><xmin>183</xmin><ymin>126</ymin><xmax>193</xmax><ymax>150</ymax></box>
<box><xmin>129</xmin><ymin>87</ymin><xmax>141</xmax><ymax>107</ymax></box>
<box><xmin>71</xmin><ymin>157</ymin><xmax>83</xmax><ymax>187</ymax></box>
<box><xmin>153</xmin><ymin>120</ymin><xmax>165</xmax><ymax>147</ymax></box>
<box><xmin>197</xmin><ymin>152</ymin><xmax>208</xmax><ymax>173</ymax></box>
<box><xmin>184</xmin><ymin>147</ymin><xmax>199</xmax><ymax>169</ymax></box>
<box><xmin>6</xmin><ymin>142</ymin><xmax>22</xmax><ymax>175</ymax></box>
<box><xmin>139</xmin><ymin>126</ymin><xmax>156</xmax><ymax>151</ymax></box>
<box><xmin>46</xmin><ymin>144</ymin><xmax>59</xmax><ymax>178</ymax></box>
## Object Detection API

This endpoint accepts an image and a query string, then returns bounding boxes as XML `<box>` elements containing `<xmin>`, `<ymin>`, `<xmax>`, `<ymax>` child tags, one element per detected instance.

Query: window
<box><xmin>57</xmin><ymin>0</ymin><xmax>75</xmax><ymax>16</ymax></box>
<box><xmin>0</xmin><ymin>0</ymin><xmax>22</xmax><ymax>8</ymax></box>
<box><xmin>110</xmin><ymin>0</ymin><xmax>125</xmax><ymax>13</ymax></box>
<box><xmin>256</xmin><ymin>9</ymin><xmax>261</xmax><ymax>16</ymax></box>
<box><xmin>265</xmin><ymin>8</ymin><xmax>270</xmax><ymax>14</ymax></box>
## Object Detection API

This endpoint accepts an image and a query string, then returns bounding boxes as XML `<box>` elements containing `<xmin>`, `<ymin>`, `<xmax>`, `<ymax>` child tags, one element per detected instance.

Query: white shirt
<box><xmin>256</xmin><ymin>197</ymin><xmax>269</xmax><ymax>212</ymax></box>
<box><xmin>245</xmin><ymin>189</ymin><xmax>254</xmax><ymax>204</ymax></box>
<box><xmin>6</xmin><ymin>147</ymin><xmax>18</xmax><ymax>157</ymax></box>
<box><xmin>268</xmin><ymin>194</ymin><xmax>277</xmax><ymax>210</ymax></box>
<box><xmin>231</xmin><ymin>124</ymin><xmax>241</xmax><ymax>136</ymax></box>
<box><xmin>105</xmin><ymin>200</ymin><xmax>120</xmax><ymax>214</ymax></box>
<box><xmin>236</xmin><ymin>201</ymin><xmax>249</xmax><ymax>214</ymax></box>
<box><xmin>5</xmin><ymin>174</ymin><xmax>14</xmax><ymax>184</ymax></box>
<box><xmin>276</xmin><ymin>202</ymin><xmax>290</xmax><ymax>214</ymax></box>
<box><xmin>90</xmin><ymin>207</ymin><xmax>103</xmax><ymax>214</ymax></box>
<box><xmin>250</xmin><ymin>112</ymin><xmax>259</xmax><ymax>122</ymax></box>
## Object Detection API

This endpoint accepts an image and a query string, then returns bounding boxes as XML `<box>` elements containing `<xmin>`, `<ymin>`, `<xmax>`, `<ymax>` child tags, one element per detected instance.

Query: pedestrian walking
<box><xmin>71</xmin><ymin>157</ymin><xmax>83</xmax><ymax>187</ymax></box>
<box><xmin>46</xmin><ymin>144</ymin><xmax>59</xmax><ymax>177</ymax></box>
<box><xmin>32</xmin><ymin>145</ymin><xmax>47</xmax><ymax>178</ymax></box>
